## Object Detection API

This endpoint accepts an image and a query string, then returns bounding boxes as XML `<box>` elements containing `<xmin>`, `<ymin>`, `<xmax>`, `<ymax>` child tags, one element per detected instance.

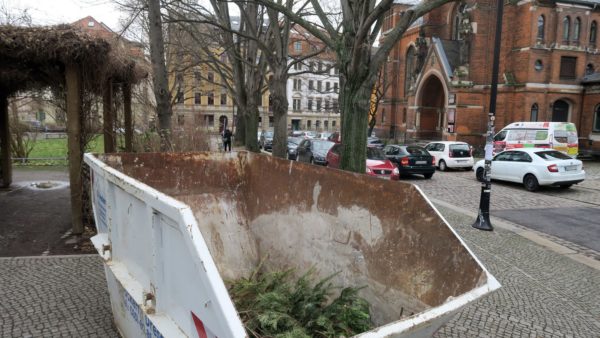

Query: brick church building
<box><xmin>376</xmin><ymin>0</ymin><xmax>600</xmax><ymax>156</ymax></box>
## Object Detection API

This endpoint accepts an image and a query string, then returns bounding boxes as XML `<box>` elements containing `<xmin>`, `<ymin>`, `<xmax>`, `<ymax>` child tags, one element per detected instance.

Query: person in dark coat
<box><xmin>222</xmin><ymin>128</ymin><xmax>232</xmax><ymax>152</ymax></box>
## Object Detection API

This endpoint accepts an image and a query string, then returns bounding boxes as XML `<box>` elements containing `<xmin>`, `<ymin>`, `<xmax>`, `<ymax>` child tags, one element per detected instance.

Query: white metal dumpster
<box><xmin>84</xmin><ymin>151</ymin><xmax>500</xmax><ymax>338</ymax></box>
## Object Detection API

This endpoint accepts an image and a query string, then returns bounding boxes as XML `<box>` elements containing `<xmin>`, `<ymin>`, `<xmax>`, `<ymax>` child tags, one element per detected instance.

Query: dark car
<box><xmin>259</xmin><ymin>131</ymin><xmax>274</xmax><ymax>151</ymax></box>
<box><xmin>383</xmin><ymin>145</ymin><xmax>435</xmax><ymax>179</ymax></box>
<box><xmin>296</xmin><ymin>139</ymin><xmax>335</xmax><ymax>165</ymax></box>
<box><xmin>367</xmin><ymin>137</ymin><xmax>384</xmax><ymax>149</ymax></box>
<box><xmin>287</xmin><ymin>137</ymin><xmax>303</xmax><ymax>160</ymax></box>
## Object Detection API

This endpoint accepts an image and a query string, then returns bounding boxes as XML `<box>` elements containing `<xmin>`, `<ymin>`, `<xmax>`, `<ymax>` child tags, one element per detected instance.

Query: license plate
<box><xmin>379</xmin><ymin>176</ymin><xmax>391</xmax><ymax>180</ymax></box>
<box><xmin>416</xmin><ymin>161</ymin><xmax>427</xmax><ymax>165</ymax></box>
<box><xmin>456</xmin><ymin>160</ymin><xmax>465</xmax><ymax>163</ymax></box>
<box><xmin>565</xmin><ymin>165</ymin><xmax>577</xmax><ymax>171</ymax></box>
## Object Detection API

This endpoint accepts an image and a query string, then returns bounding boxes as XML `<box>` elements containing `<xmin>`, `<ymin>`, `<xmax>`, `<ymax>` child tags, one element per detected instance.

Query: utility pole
<box><xmin>473</xmin><ymin>0</ymin><xmax>504</xmax><ymax>231</ymax></box>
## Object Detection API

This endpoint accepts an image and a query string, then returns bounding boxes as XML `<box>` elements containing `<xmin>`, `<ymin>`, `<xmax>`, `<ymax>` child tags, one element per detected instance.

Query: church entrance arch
<box><xmin>417</xmin><ymin>74</ymin><xmax>446</xmax><ymax>140</ymax></box>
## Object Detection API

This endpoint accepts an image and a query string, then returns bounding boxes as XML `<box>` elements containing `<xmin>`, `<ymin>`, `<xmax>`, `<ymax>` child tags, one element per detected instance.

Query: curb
<box><xmin>430</xmin><ymin>198</ymin><xmax>600</xmax><ymax>272</ymax></box>
<box><xmin>0</xmin><ymin>254</ymin><xmax>100</xmax><ymax>260</ymax></box>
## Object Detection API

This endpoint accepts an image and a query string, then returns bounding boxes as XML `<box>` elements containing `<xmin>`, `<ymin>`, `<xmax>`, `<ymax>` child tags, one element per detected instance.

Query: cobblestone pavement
<box><xmin>434</xmin><ymin>205</ymin><xmax>600</xmax><ymax>338</ymax></box>
<box><xmin>0</xmin><ymin>255</ymin><xmax>119</xmax><ymax>338</ymax></box>
<box><xmin>407</xmin><ymin>161</ymin><xmax>600</xmax><ymax>261</ymax></box>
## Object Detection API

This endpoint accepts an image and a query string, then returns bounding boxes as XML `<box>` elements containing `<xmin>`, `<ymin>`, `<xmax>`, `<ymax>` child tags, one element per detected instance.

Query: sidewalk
<box><xmin>432</xmin><ymin>203</ymin><xmax>600</xmax><ymax>338</ymax></box>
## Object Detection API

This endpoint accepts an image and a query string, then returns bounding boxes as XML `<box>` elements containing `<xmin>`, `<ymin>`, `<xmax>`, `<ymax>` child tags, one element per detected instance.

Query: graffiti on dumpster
<box><xmin>124</xmin><ymin>290</ymin><xmax>164</xmax><ymax>338</ymax></box>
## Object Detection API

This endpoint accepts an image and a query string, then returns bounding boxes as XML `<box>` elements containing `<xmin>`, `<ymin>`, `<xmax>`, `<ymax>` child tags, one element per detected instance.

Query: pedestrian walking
<box><xmin>222</xmin><ymin>128</ymin><xmax>232</xmax><ymax>152</ymax></box>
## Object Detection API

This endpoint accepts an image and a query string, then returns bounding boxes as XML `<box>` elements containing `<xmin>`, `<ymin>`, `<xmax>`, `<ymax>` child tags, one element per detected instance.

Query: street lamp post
<box><xmin>473</xmin><ymin>0</ymin><xmax>504</xmax><ymax>231</ymax></box>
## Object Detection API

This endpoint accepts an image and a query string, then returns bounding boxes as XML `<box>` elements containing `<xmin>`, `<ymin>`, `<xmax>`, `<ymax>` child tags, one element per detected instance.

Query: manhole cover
<box><xmin>23</xmin><ymin>181</ymin><xmax>69</xmax><ymax>190</ymax></box>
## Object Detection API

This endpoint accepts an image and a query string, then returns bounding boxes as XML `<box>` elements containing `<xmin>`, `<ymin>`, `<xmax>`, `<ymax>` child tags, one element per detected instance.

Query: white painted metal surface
<box><xmin>85</xmin><ymin>152</ymin><xmax>500</xmax><ymax>338</ymax></box>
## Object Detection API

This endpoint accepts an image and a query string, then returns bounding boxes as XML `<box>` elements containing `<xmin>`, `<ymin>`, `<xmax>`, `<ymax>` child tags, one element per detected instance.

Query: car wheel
<box><xmin>523</xmin><ymin>174</ymin><xmax>540</xmax><ymax>192</ymax></box>
<box><xmin>439</xmin><ymin>160</ymin><xmax>447</xmax><ymax>171</ymax></box>
<box><xmin>424</xmin><ymin>173</ymin><xmax>433</xmax><ymax>179</ymax></box>
<box><xmin>559</xmin><ymin>184</ymin><xmax>572</xmax><ymax>189</ymax></box>
<box><xmin>476</xmin><ymin>167</ymin><xmax>484</xmax><ymax>182</ymax></box>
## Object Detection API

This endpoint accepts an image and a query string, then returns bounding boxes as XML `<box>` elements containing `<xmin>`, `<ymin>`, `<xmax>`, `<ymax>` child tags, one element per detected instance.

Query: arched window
<box><xmin>530</xmin><ymin>104</ymin><xmax>539</xmax><ymax>122</ymax></box>
<box><xmin>594</xmin><ymin>105</ymin><xmax>600</xmax><ymax>132</ymax></box>
<box><xmin>586</xmin><ymin>63</ymin><xmax>595</xmax><ymax>75</ymax></box>
<box><xmin>405</xmin><ymin>46</ymin><xmax>416</xmax><ymax>95</ymax></box>
<box><xmin>574</xmin><ymin>17</ymin><xmax>581</xmax><ymax>42</ymax></box>
<box><xmin>537</xmin><ymin>16</ymin><xmax>545</xmax><ymax>41</ymax></box>
<box><xmin>563</xmin><ymin>16</ymin><xmax>571</xmax><ymax>42</ymax></box>
<box><xmin>591</xmin><ymin>21</ymin><xmax>597</xmax><ymax>45</ymax></box>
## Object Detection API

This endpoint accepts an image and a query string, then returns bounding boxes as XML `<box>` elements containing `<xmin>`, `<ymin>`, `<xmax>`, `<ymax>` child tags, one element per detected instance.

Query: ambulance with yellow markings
<box><xmin>493</xmin><ymin>122</ymin><xmax>578</xmax><ymax>157</ymax></box>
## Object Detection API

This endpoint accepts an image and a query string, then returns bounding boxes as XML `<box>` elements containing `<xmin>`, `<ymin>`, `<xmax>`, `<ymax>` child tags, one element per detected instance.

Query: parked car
<box><xmin>425</xmin><ymin>141</ymin><xmax>474</xmax><ymax>171</ymax></box>
<box><xmin>316</xmin><ymin>132</ymin><xmax>332</xmax><ymax>140</ymax></box>
<box><xmin>327</xmin><ymin>131</ymin><xmax>341</xmax><ymax>143</ymax></box>
<box><xmin>296</xmin><ymin>139</ymin><xmax>335</xmax><ymax>165</ymax></box>
<box><xmin>327</xmin><ymin>144</ymin><xmax>400</xmax><ymax>180</ymax></box>
<box><xmin>290</xmin><ymin>130</ymin><xmax>317</xmax><ymax>139</ymax></box>
<box><xmin>474</xmin><ymin>148</ymin><xmax>585</xmax><ymax>191</ymax></box>
<box><xmin>287</xmin><ymin>137</ymin><xmax>303</xmax><ymax>160</ymax></box>
<box><xmin>259</xmin><ymin>130</ymin><xmax>274</xmax><ymax>151</ymax></box>
<box><xmin>367</xmin><ymin>136</ymin><xmax>384</xmax><ymax>149</ymax></box>
<box><xmin>384</xmin><ymin>145</ymin><xmax>435</xmax><ymax>179</ymax></box>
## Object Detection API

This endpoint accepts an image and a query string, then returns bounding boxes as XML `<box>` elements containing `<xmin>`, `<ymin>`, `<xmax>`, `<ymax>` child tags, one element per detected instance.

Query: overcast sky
<box><xmin>7</xmin><ymin>0</ymin><xmax>124</xmax><ymax>31</ymax></box>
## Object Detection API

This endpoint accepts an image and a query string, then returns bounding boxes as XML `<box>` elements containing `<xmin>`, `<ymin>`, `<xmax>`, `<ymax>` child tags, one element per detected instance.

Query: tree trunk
<box><xmin>0</xmin><ymin>91</ymin><xmax>11</xmax><ymax>188</ymax></box>
<box><xmin>123</xmin><ymin>82</ymin><xmax>133</xmax><ymax>152</ymax></box>
<box><xmin>103</xmin><ymin>80</ymin><xmax>115</xmax><ymax>153</ymax></box>
<box><xmin>234</xmin><ymin>108</ymin><xmax>246</xmax><ymax>147</ymax></box>
<box><xmin>147</xmin><ymin>0</ymin><xmax>172</xmax><ymax>150</ymax></box>
<box><xmin>245</xmin><ymin>96</ymin><xmax>260</xmax><ymax>152</ymax></box>
<box><xmin>339</xmin><ymin>79</ymin><xmax>374</xmax><ymax>173</ymax></box>
<box><xmin>368</xmin><ymin>117</ymin><xmax>376</xmax><ymax>137</ymax></box>
<box><xmin>270</xmin><ymin>76</ymin><xmax>288</xmax><ymax>158</ymax></box>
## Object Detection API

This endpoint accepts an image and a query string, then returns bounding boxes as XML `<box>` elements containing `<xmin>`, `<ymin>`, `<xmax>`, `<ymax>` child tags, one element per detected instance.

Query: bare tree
<box><xmin>258</xmin><ymin>0</ymin><xmax>456</xmax><ymax>172</ymax></box>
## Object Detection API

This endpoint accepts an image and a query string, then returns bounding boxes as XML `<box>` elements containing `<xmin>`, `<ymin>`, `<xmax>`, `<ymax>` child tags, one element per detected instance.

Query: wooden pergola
<box><xmin>0</xmin><ymin>24</ymin><xmax>147</xmax><ymax>234</ymax></box>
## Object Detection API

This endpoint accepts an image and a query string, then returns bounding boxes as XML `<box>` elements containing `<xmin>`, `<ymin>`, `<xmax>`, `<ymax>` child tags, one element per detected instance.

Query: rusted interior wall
<box><xmin>242</xmin><ymin>154</ymin><xmax>486</xmax><ymax>325</ymax></box>
<box><xmin>100</xmin><ymin>152</ymin><xmax>486</xmax><ymax>326</ymax></box>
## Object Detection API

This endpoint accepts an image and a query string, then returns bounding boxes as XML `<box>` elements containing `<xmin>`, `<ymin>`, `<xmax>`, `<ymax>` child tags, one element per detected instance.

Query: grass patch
<box><xmin>228</xmin><ymin>264</ymin><xmax>372</xmax><ymax>338</ymax></box>
<box><xmin>28</xmin><ymin>135</ymin><xmax>104</xmax><ymax>158</ymax></box>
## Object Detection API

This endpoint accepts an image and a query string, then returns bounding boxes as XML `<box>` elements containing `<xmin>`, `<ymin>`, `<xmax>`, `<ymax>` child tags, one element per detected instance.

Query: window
<box><xmin>333</xmin><ymin>82</ymin><xmax>339</xmax><ymax>93</ymax></box>
<box><xmin>318</xmin><ymin>62</ymin><xmax>323</xmax><ymax>72</ymax></box>
<box><xmin>381</xmin><ymin>109</ymin><xmax>386</xmax><ymax>123</ymax></box>
<box><xmin>207</xmin><ymin>92</ymin><xmax>214</xmax><ymax>105</ymax></box>
<box><xmin>194</xmin><ymin>71</ymin><xmax>201</xmax><ymax>84</ymax></box>
<box><xmin>591</xmin><ymin>21</ymin><xmax>597</xmax><ymax>45</ymax></box>
<box><xmin>405</xmin><ymin>46</ymin><xmax>416</xmax><ymax>95</ymax></box>
<box><xmin>293</xmin><ymin>98</ymin><xmax>301</xmax><ymax>110</ymax></box>
<box><xmin>293</xmin><ymin>79</ymin><xmax>302</xmax><ymax>90</ymax></box>
<box><xmin>537</xmin><ymin>15</ymin><xmax>545</xmax><ymax>41</ymax></box>
<box><xmin>530</xmin><ymin>103</ymin><xmax>538</xmax><ymax>121</ymax></box>
<box><xmin>316</xmin><ymin>120</ymin><xmax>321</xmax><ymax>129</ymax></box>
<box><xmin>326</xmin><ymin>82</ymin><xmax>331</xmax><ymax>92</ymax></box>
<box><xmin>307</xmin><ymin>99</ymin><xmax>313</xmax><ymax>110</ymax></box>
<box><xmin>307</xmin><ymin>120</ymin><xmax>312</xmax><ymax>129</ymax></box>
<box><xmin>535</xmin><ymin>59</ymin><xmax>543</xmax><ymax>71</ymax></box>
<box><xmin>293</xmin><ymin>63</ymin><xmax>301</xmax><ymax>71</ymax></box>
<box><xmin>317</xmin><ymin>81</ymin><xmax>322</xmax><ymax>92</ymax></box>
<box><xmin>194</xmin><ymin>92</ymin><xmax>201</xmax><ymax>104</ymax></box>
<box><xmin>453</xmin><ymin>14</ymin><xmax>461</xmax><ymax>40</ymax></box>
<box><xmin>560</xmin><ymin>56</ymin><xmax>577</xmax><ymax>79</ymax></box>
<box><xmin>324</xmin><ymin>100</ymin><xmax>330</xmax><ymax>110</ymax></box>
<box><xmin>208</xmin><ymin>72</ymin><xmax>214</xmax><ymax>83</ymax></box>
<box><xmin>220</xmin><ymin>93</ymin><xmax>227</xmax><ymax>105</ymax></box>
<box><xmin>176</xmin><ymin>90</ymin><xmax>184</xmax><ymax>104</ymax></box>
<box><xmin>324</xmin><ymin>120</ymin><xmax>329</xmax><ymax>130</ymax></box>
<box><xmin>308</xmin><ymin>80</ymin><xmax>314</xmax><ymax>90</ymax></box>
<box><xmin>205</xmin><ymin>115</ymin><xmax>214</xmax><ymax>127</ymax></box>
<box><xmin>316</xmin><ymin>98</ymin><xmax>322</xmax><ymax>111</ymax></box>
<box><xmin>269</xmin><ymin>116</ymin><xmax>274</xmax><ymax>128</ymax></box>
<box><xmin>294</xmin><ymin>41</ymin><xmax>302</xmax><ymax>51</ymax></box>
<box><xmin>594</xmin><ymin>105</ymin><xmax>600</xmax><ymax>131</ymax></box>
<box><xmin>332</xmin><ymin>99</ymin><xmax>338</xmax><ymax>111</ymax></box>
<box><xmin>332</xmin><ymin>120</ymin><xmax>336</xmax><ymax>128</ymax></box>
<box><xmin>574</xmin><ymin>17</ymin><xmax>581</xmax><ymax>42</ymax></box>
<box><xmin>563</xmin><ymin>16</ymin><xmax>570</xmax><ymax>42</ymax></box>
<box><xmin>494</xmin><ymin>130</ymin><xmax>508</xmax><ymax>142</ymax></box>
<box><xmin>586</xmin><ymin>64</ymin><xmax>595</xmax><ymax>75</ymax></box>
<box><xmin>309</xmin><ymin>62</ymin><xmax>315</xmax><ymax>71</ymax></box>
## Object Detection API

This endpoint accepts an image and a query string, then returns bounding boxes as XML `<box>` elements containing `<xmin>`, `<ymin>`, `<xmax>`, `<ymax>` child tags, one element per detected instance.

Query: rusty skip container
<box><xmin>85</xmin><ymin>151</ymin><xmax>500</xmax><ymax>338</ymax></box>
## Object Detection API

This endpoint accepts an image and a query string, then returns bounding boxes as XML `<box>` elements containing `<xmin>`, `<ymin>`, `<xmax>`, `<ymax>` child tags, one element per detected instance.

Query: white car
<box><xmin>474</xmin><ymin>148</ymin><xmax>585</xmax><ymax>191</ymax></box>
<box><xmin>425</xmin><ymin>141</ymin><xmax>474</xmax><ymax>171</ymax></box>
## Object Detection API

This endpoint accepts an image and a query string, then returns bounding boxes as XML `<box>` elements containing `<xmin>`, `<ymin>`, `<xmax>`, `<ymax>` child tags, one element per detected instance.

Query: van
<box><xmin>493</xmin><ymin>122</ymin><xmax>578</xmax><ymax>156</ymax></box>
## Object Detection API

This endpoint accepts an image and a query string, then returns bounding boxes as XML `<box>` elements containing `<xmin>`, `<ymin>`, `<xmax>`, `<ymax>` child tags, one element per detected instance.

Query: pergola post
<box><xmin>103</xmin><ymin>80</ymin><xmax>115</xmax><ymax>153</ymax></box>
<box><xmin>0</xmin><ymin>91</ymin><xmax>11</xmax><ymax>188</ymax></box>
<box><xmin>65</xmin><ymin>64</ymin><xmax>84</xmax><ymax>235</ymax></box>
<box><xmin>123</xmin><ymin>82</ymin><xmax>133</xmax><ymax>152</ymax></box>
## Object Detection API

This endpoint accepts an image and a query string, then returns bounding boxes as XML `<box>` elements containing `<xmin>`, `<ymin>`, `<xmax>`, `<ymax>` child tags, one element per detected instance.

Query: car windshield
<box><xmin>535</xmin><ymin>150</ymin><xmax>573</xmax><ymax>160</ymax></box>
<box><xmin>405</xmin><ymin>146</ymin><xmax>428</xmax><ymax>155</ymax></box>
<box><xmin>367</xmin><ymin>147</ymin><xmax>387</xmax><ymax>160</ymax></box>
<box><xmin>288</xmin><ymin>138</ymin><xmax>301</xmax><ymax>145</ymax></box>
<box><xmin>312</xmin><ymin>140</ymin><xmax>334</xmax><ymax>151</ymax></box>
<box><xmin>263</xmin><ymin>131</ymin><xmax>273</xmax><ymax>138</ymax></box>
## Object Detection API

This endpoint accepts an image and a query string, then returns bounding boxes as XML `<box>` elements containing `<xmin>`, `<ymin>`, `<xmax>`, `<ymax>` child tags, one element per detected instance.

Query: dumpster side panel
<box><xmin>86</xmin><ymin>154</ymin><xmax>247</xmax><ymax>338</ymax></box>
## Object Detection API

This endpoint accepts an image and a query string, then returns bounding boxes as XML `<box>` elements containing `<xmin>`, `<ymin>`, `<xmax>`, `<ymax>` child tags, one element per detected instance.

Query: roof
<box><xmin>582</xmin><ymin>72</ymin><xmax>600</xmax><ymax>84</ymax></box>
<box><xmin>0</xmin><ymin>24</ymin><xmax>148</xmax><ymax>94</ymax></box>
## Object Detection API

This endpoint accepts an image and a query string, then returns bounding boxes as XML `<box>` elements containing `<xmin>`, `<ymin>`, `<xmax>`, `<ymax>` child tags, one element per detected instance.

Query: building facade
<box><xmin>376</xmin><ymin>0</ymin><xmax>600</xmax><ymax>156</ymax></box>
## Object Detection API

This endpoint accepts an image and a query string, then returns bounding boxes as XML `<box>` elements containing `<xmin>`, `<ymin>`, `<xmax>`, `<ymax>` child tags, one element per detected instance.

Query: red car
<box><xmin>326</xmin><ymin>144</ymin><xmax>400</xmax><ymax>180</ymax></box>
